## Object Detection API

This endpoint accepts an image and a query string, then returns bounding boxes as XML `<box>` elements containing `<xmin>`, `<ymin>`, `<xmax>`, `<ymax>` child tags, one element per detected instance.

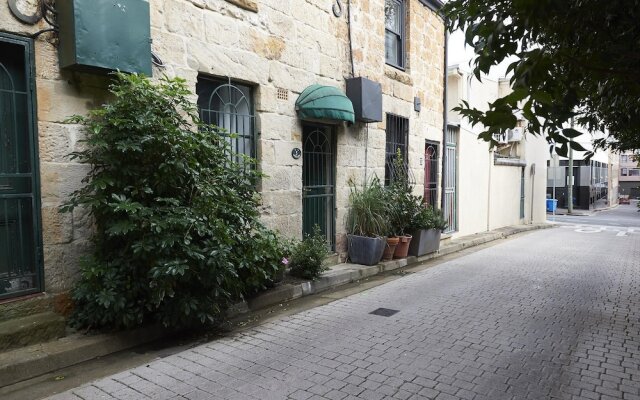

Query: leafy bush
<box><xmin>288</xmin><ymin>226</ymin><xmax>330</xmax><ymax>280</ymax></box>
<box><xmin>386</xmin><ymin>184</ymin><xmax>423</xmax><ymax>236</ymax></box>
<box><xmin>410</xmin><ymin>205</ymin><xmax>448</xmax><ymax>231</ymax></box>
<box><xmin>386</xmin><ymin>151</ymin><xmax>423</xmax><ymax>236</ymax></box>
<box><xmin>346</xmin><ymin>177</ymin><xmax>389</xmax><ymax>237</ymax></box>
<box><xmin>62</xmin><ymin>73</ymin><xmax>287</xmax><ymax>330</ymax></box>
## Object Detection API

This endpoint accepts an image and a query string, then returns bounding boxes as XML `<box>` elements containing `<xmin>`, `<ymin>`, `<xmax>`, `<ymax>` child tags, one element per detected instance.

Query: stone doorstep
<box><xmin>0</xmin><ymin>325</ymin><xmax>165</xmax><ymax>388</ymax></box>
<box><xmin>0</xmin><ymin>222</ymin><xmax>551</xmax><ymax>389</ymax></box>
<box><xmin>0</xmin><ymin>312</ymin><xmax>66</xmax><ymax>352</ymax></box>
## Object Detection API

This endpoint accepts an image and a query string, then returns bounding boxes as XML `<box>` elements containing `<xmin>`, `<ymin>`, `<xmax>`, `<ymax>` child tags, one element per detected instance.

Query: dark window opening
<box><xmin>196</xmin><ymin>76</ymin><xmax>256</xmax><ymax>163</ymax></box>
<box><xmin>385</xmin><ymin>114</ymin><xmax>409</xmax><ymax>186</ymax></box>
<box><xmin>385</xmin><ymin>0</ymin><xmax>405</xmax><ymax>69</ymax></box>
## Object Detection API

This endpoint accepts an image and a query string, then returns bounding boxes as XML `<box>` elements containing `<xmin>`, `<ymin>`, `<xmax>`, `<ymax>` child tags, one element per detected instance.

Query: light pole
<box><xmin>552</xmin><ymin>153</ymin><xmax>558</xmax><ymax>221</ymax></box>
<box><xmin>568</xmin><ymin>118</ymin><xmax>574</xmax><ymax>214</ymax></box>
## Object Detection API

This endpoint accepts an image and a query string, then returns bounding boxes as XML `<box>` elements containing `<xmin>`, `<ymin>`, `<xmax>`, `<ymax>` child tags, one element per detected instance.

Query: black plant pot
<box><xmin>407</xmin><ymin>228</ymin><xmax>441</xmax><ymax>257</ymax></box>
<box><xmin>347</xmin><ymin>235</ymin><xmax>385</xmax><ymax>266</ymax></box>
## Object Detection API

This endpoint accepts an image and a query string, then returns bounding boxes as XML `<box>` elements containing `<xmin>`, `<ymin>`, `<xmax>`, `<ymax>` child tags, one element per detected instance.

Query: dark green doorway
<box><xmin>302</xmin><ymin>124</ymin><xmax>336</xmax><ymax>251</ymax></box>
<box><xmin>0</xmin><ymin>34</ymin><xmax>43</xmax><ymax>300</ymax></box>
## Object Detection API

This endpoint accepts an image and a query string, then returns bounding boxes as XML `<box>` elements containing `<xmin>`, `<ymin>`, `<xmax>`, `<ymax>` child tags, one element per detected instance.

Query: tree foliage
<box><xmin>443</xmin><ymin>0</ymin><xmax>640</xmax><ymax>154</ymax></box>
<box><xmin>62</xmin><ymin>73</ymin><xmax>287</xmax><ymax>330</ymax></box>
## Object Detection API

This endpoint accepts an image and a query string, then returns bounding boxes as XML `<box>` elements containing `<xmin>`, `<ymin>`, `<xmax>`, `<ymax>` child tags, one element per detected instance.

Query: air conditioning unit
<box><xmin>493</xmin><ymin>132</ymin><xmax>508</xmax><ymax>144</ymax></box>
<box><xmin>507</xmin><ymin>127</ymin><xmax>524</xmax><ymax>142</ymax></box>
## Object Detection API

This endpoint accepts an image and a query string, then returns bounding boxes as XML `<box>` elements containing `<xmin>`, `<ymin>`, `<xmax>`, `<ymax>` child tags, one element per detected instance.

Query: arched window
<box><xmin>196</xmin><ymin>76</ymin><xmax>255</xmax><ymax>162</ymax></box>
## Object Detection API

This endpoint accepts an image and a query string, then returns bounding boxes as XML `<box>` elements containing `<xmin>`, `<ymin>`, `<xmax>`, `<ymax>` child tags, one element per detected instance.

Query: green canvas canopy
<box><xmin>295</xmin><ymin>84</ymin><xmax>355</xmax><ymax>124</ymax></box>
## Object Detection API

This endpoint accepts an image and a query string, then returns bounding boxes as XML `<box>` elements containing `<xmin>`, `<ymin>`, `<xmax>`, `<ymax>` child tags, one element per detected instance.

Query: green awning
<box><xmin>295</xmin><ymin>84</ymin><xmax>355</xmax><ymax>124</ymax></box>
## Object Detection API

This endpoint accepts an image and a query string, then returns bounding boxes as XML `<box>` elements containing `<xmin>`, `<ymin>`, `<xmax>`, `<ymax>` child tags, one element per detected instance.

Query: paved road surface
<box><xmin>548</xmin><ymin>202</ymin><xmax>640</xmax><ymax>228</ymax></box>
<box><xmin>47</xmin><ymin>220</ymin><xmax>640</xmax><ymax>400</ymax></box>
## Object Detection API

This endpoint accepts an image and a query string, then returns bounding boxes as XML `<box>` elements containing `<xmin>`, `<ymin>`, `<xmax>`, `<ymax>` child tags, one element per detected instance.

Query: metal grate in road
<box><xmin>369</xmin><ymin>308</ymin><xmax>400</xmax><ymax>317</ymax></box>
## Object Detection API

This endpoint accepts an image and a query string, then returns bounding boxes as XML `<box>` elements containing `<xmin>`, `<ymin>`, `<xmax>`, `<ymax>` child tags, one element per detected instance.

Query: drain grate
<box><xmin>370</xmin><ymin>308</ymin><xmax>399</xmax><ymax>317</ymax></box>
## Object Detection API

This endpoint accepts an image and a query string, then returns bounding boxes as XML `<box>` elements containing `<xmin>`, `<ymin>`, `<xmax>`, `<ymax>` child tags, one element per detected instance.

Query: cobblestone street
<box><xmin>47</xmin><ymin>218</ymin><xmax>640</xmax><ymax>400</ymax></box>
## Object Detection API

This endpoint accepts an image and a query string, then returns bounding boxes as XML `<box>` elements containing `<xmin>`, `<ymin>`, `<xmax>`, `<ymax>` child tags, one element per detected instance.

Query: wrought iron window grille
<box><xmin>385</xmin><ymin>113</ymin><xmax>412</xmax><ymax>186</ymax></box>
<box><xmin>196</xmin><ymin>76</ymin><xmax>256</xmax><ymax>167</ymax></box>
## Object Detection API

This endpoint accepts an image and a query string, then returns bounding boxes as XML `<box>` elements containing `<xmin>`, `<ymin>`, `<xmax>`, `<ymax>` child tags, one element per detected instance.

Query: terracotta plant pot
<box><xmin>393</xmin><ymin>234</ymin><xmax>413</xmax><ymax>259</ymax></box>
<box><xmin>382</xmin><ymin>236</ymin><xmax>400</xmax><ymax>261</ymax></box>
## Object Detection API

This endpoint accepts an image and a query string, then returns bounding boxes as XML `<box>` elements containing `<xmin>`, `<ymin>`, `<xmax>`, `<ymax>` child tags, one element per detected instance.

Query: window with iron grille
<box><xmin>385</xmin><ymin>114</ymin><xmax>409</xmax><ymax>186</ymax></box>
<box><xmin>385</xmin><ymin>0</ymin><xmax>405</xmax><ymax>69</ymax></box>
<box><xmin>196</xmin><ymin>76</ymin><xmax>256</xmax><ymax>163</ymax></box>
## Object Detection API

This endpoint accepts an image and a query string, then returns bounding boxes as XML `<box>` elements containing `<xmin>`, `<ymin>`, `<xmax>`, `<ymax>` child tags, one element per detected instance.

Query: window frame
<box><xmin>384</xmin><ymin>0</ymin><xmax>406</xmax><ymax>70</ymax></box>
<box><xmin>196</xmin><ymin>75</ymin><xmax>256</xmax><ymax>162</ymax></box>
<box><xmin>385</xmin><ymin>113</ymin><xmax>410</xmax><ymax>186</ymax></box>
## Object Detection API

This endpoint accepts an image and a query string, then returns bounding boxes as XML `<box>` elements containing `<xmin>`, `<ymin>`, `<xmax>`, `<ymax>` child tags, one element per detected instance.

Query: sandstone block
<box><xmin>165</xmin><ymin>0</ymin><xmax>204</xmax><ymax>38</ymax></box>
<box><xmin>39</xmin><ymin>162</ymin><xmax>89</xmax><ymax>202</ymax></box>
<box><xmin>273</xmin><ymin>141</ymin><xmax>303</xmax><ymax>167</ymax></box>
<box><xmin>41</xmin><ymin>206</ymin><xmax>73</xmax><ymax>245</ymax></box>
<box><xmin>224</xmin><ymin>0</ymin><xmax>257</xmax><ymax>12</ymax></box>
<box><xmin>260</xmin><ymin>191</ymin><xmax>301</xmax><ymax>216</ymax></box>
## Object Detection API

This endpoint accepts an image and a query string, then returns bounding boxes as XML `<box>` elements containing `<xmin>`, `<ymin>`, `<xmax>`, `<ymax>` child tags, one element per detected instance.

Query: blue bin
<box><xmin>546</xmin><ymin>199</ymin><xmax>558</xmax><ymax>212</ymax></box>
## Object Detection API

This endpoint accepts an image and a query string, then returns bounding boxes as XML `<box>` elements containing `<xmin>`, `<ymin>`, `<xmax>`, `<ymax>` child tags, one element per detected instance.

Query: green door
<box><xmin>0</xmin><ymin>34</ymin><xmax>43</xmax><ymax>300</ymax></box>
<box><xmin>302</xmin><ymin>124</ymin><xmax>336</xmax><ymax>251</ymax></box>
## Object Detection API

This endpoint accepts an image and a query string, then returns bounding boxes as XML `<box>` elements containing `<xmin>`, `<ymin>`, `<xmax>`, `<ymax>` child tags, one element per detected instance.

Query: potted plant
<box><xmin>407</xmin><ymin>205</ymin><xmax>448</xmax><ymax>256</ymax></box>
<box><xmin>382</xmin><ymin>235</ymin><xmax>400</xmax><ymax>261</ymax></box>
<box><xmin>385</xmin><ymin>152</ymin><xmax>420</xmax><ymax>259</ymax></box>
<box><xmin>345</xmin><ymin>177</ymin><xmax>388</xmax><ymax>265</ymax></box>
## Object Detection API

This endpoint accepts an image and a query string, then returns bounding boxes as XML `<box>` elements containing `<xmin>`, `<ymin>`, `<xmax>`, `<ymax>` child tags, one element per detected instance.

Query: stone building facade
<box><xmin>0</xmin><ymin>0</ymin><xmax>445</xmax><ymax>310</ymax></box>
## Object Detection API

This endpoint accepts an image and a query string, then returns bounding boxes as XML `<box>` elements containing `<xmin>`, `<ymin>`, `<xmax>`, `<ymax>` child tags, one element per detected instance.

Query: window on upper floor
<box><xmin>629</xmin><ymin>168</ymin><xmax>640</xmax><ymax>177</ymax></box>
<box><xmin>621</xmin><ymin>155</ymin><xmax>629</xmax><ymax>163</ymax></box>
<box><xmin>385</xmin><ymin>0</ymin><xmax>405</xmax><ymax>69</ymax></box>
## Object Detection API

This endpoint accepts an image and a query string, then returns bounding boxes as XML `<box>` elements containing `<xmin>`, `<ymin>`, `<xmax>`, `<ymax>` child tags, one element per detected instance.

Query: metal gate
<box><xmin>302</xmin><ymin>125</ymin><xmax>335</xmax><ymax>250</ymax></box>
<box><xmin>0</xmin><ymin>34</ymin><xmax>43</xmax><ymax>300</ymax></box>
<box><xmin>520</xmin><ymin>167</ymin><xmax>525</xmax><ymax>219</ymax></box>
<box><xmin>424</xmin><ymin>141</ymin><xmax>439</xmax><ymax>207</ymax></box>
<box><xmin>444</xmin><ymin>126</ymin><xmax>458</xmax><ymax>233</ymax></box>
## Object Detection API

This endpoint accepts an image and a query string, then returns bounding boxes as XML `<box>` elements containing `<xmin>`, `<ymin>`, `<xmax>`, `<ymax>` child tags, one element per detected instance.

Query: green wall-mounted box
<box><xmin>58</xmin><ymin>0</ymin><xmax>152</xmax><ymax>75</ymax></box>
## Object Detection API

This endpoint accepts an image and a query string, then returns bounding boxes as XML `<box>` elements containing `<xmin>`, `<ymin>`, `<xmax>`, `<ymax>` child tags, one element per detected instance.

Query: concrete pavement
<box><xmin>548</xmin><ymin>202</ymin><xmax>640</xmax><ymax>228</ymax></box>
<box><xmin>44</xmin><ymin>223</ymin><xmax>640</xmax><ymax>400</ymax></box>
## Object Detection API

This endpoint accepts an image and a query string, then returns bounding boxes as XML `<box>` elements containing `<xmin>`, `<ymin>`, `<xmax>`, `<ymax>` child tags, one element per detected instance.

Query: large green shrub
<box><xmin>62</xmin><ymin>73</ymin><xmax>287</xmax><ymax>330</ymax></box>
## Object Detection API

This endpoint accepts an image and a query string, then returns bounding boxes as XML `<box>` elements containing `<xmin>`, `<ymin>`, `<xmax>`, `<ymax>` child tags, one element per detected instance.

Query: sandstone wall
<box><xmin>0</xmin><ymin>0</ymin><xmax>445</xmax><ymax>297</ymax></box>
